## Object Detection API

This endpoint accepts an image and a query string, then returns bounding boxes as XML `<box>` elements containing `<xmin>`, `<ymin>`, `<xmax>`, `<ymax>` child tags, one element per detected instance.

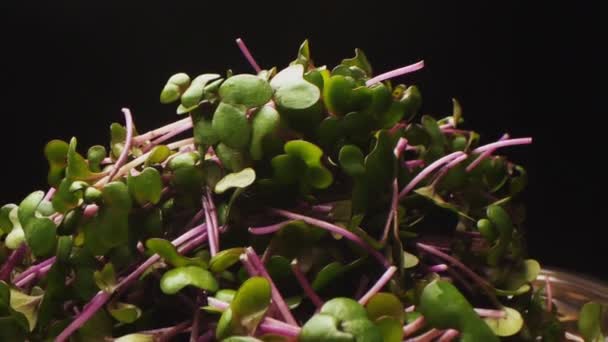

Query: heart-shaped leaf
<box><xmin>44</xmin><ymin>139</ymin><xmax>69</xmax><ymax>187</ymax></box>
<box><xmin>212</xmin><ymin>102</ymin><xmax>251</xmax><ymax>150</ymax></box>
<box><xmin>108</xmin><ymin>302</ymin><xmax>142</xmax><ymax>324</ymax></box>
<box><xmin>209</xmin><ymin>248</ymin><xmax>245</xmax><ymax>273</ymax></box>
<box><xmin>215</xmin><ymin>168</ymin><xmax>256</xmax><ymax>194</ymax></box>
<box><xmin>483</xmin><ymin>306</ymin><xmax>523</xmax><ymax>337</ymax></box>
<box><xmin>160</xmin><ymin>266</ymin><xmax>218</xmax><ymax>295</ymax></box>
<box><xmin>219</xmin><ymin>74</ymin><xmax>273</xmax><ymax>108</ymax></box>
<box><xmin>127</xmin><ymin>167</ymin><xmax>163</xmax><ymax>205</ymax></box>
<box><xmin>249</xmin><ymin>105</ymin><xmax>280</xmax><ymax>160</ymax></box>
<box><xmin>146</xmin><ymin>238</ymin><xmax>208</xmax><ymax>268</ymax></box>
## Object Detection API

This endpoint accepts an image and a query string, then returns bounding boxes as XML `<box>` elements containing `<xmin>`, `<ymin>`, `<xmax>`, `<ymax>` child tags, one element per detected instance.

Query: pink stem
<box><xmin>405</xmin><ymin>305</ymin><xmax>416</xmax><ymax>313</ymax></box>
<box><xmin>427</xmin><ymin>264</ymin><xmax>448</xmax><ymax>273</ymax></box>
<box><xmin>249</xmin><ymin>221</ymin><xmax>292</xmax><ymax>235</ymax></box>
<box><xmin>399</xmin><ymin>151</ymin><xmax>466</xmax><ymax>199</ymax></box>
<box><xmin>13</xmin><ymin>256</ymin><xmax>56</xmax><ymax>285</ymax></box>
<box><xmin>381</xmin><ymin>179</ymin><xmax>399</xmax><ymax>243</ymax></box>
<box><xmin>366</xmin><ymin>60</ymin><xmax>425</xmax><ymax>86</ymax></box>
<box><xmin>132</xmin><ymin>117</ymin><xmax>192</xmax><ymax>145</ymax></box>
<box><xmin>107</xmin><ymin>108</ymin><xmax>135</xmax><ymax>182</ymax></box>
<box><xmin>472</xmin><ymin>137</ymin><xmax>533</xmax><ymax>154</ymax></box>
<box><xmin>235</xmin><ymin>38</ymin><xmax>262</xmax><ymax>73</ymax></box>
<box><xmin>56</xmin><ymin>224</ymin><xmax>207</xmax><ymax>342</ymax></box>
<box><xmin>437</xmin><ymin>329</ymin><xmax>460</xmax><ymax>342</ymax></box>
<box><xmin>358</xmin><ymin>266</ymin><xmax>397</xmax><ymax>305</ymax></box>
<box><xmin>393</xmin><ymin>137</ymin><xmax>409</xmax><ymax>158</ymax></box>
<box><xmin>466</xmin><ymin>133</ymin><xmax>510</xmax><ymax>172</ymax></box>
<box><xmin>431</xmin><ymin>153</ymin><xmax>469</xmax><ymax>186</ymax></box>
<box><xmin>564</xmin><ymin>332</ymin><xmax>585</xmax><ymax>342</ymax></box>
<box><xmin>258</xmin><ymin>321</ymin><xmax>300</xmax><ymax>337</ymax></box>
<box><xmin>546</xmin><ymin>276</ymin><xmax>553</xmax><ymax>312</ymax></box>
<box><xmin>407</xmin><ymin>328</ymin><xmax>443</xmax><ymax>342</ymax></box>
<box><xmin>291</xmin><ymin>259</ymin><xmax>324</xmax><ymax>309</ymax></box>
<box><xmin>404</xmin><ymin>159</ymin><xmax>425</xmax><ymax>171</ymax></box>
<box><xmin>311</xmin><ymin>204</ymin><xmax>333</xmax><ymax>213</ymax></box>
<box><xmin>240</xmin><ymin>254</ymin><xmax>260</xmax><ymax>277</ymax></box>
<box><xmin>43</xmin><ymin>188</ymin><xmax>56</xmax><ymax>202</ymax></box>
<box><xmin>474</xmin><ymin>308</ymin><xmax>506</xmax><ymax>318</ymax></box>
<box><xmin>0</xmin><ymin>244</ymin><xmax>27</xmax><ymax>281</ymax></box>
<box><xmin>269</xmin><ymin>208</ymin><xmax>389</xmax><ymax>268</ymax></box>
<box><xmin>403</xmin><ymin>316</ymin><xmax>426</xmax><ymax>337</ymax></box>
<box><xmin>202</xmin><ymin>196</ymin><xmax>218</xmax><ymax>256</ymax></box>
<box><xmin>245</xmin><ymin>247</ymin><xmax>299</xmax><ymax>326</ymax></box>
<box><xmin>143</xmin><ymin>121</ymin><xmax>194</xmax><ymax>153</ymax></box>
<box><xmin>207</xmin><ymin>297</ymin><xmax>229</xmax><ymax>310</ymax></box>
<box><xmin>190</xmin><ymin>305</ymin><xmax>200</xmax><ymax>342</ymax></box>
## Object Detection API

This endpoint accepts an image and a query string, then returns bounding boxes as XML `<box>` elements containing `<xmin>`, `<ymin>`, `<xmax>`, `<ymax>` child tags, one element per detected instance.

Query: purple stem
<box><xmin>427</xmin><ymin>264</ymin><xmax>448</xmax><ymax>273</ymax></box>
<box><xmin>546</xmin><ymin>276</ymin><xmax>553</xmax><ymax>312</ymax></box>
<box><xmin>0</xmin><ymin>244</ymin><xmax>27</xmax><ymax>282</ymax></box>
<box><xmin>393</xmin><ymin>137</ymin><xmax>409</xmax><ymax>158</ymax></box>
<box><xmin>269</xmin><ymin>208</ymin><xmax>389</xmax><ymax>268</ymax></box>
<box><xmin>381</xmin><ymin>179</ymin><xmax>399</xmax><ymax>243</ymax></box>
<box><xmin>399</xmin><ymin>151</ymin><xmax>466</xmax><ymax>199</ymax></box>
<box><xmin>132</xmin><ymin>116</ymin><xmax>192</xmax><ymax>145</ymax></box>
<box><xmin>43</xmin><ymin>188</ymin><xmax>56</xmax><ymax>202</ymax></box>
<box><xmin>564</xmin><ymin>332</ymin><xmax>585</xmax><ymax>342</ymax></box>
<box><xmin>437</xmin><ymin>329</ymin><xmax>460</xmax><ymax>342</ymax></box>
<box><xmin>431</xmin><ymin>153</ymin><xmax>469</xmax><ymax>186</ymax></box>
<box><xmin>207</xmin><ymin>297</ymin><xmax>229</xmax><ymax>310</ymax></box>
<box><xmin>143</xmin><ymin>121</ymin><xmax>194</xmax><ymax>153</ymax></box>
<box><xmin>258</xmin><ymin>321</ymin><xmax>300</xmax><ymax>337</ymax></box>
<box><xmin>403</xmin><ymin>316</ymin><xmax>426</xmax><ymax>337</ymax></box>
<box><xmin>441</xmin><ymin>127</ymin><xmax>469</xmax><ymax>135</ymax></box>
<box><xmin>405</xmin><ymin>305</ymin><xmax>415</xmax><ymax>312</ymax></box>
<box><xmin>366</xmin><ymin>60</ymin><xmax>425</xmax><ymax>86</ymax></box>
<box><xmin>404</xmin><ymin>159</ymin><xmax>425</xmax><ymax>171</ymax></box>
<box><xmin>249</xmin><ymin>220</ymin><xmax>292</xmax><ymax>235</ymax></box>
<box><xmin>474</xmin><ymin>308</ymin><xmax>506</xmax><ymax>318</ymax></box>
<box><xmin>466</xmin><ymin>133</ymin><xmax>509</xmax><ymax>172</ymax></box>
<box><xmin>291</xmin><ymin>259</ymin><xmax>324</xmax><ymax>309</ymax></box>
<box><xmin>416</xmin><ymin>243</ymin><xmax>493</xmax><ymax>292</ymax></box>
<box><xmin>56</xmin><ymin>224</ymin><xmax>207</xmax><ymax>341</ymax></box>
<box><xmin>13</xmin><ymin>256</ymin><xmax>56</xmax><ymax>287</ymax></box>
<box><xmin>240</xmin><ymin>254</ymin><xmax>260</xmax><ymax>277</ymax></box>
<box><xmin>245</xmin><ymin>247</ymin><xmax>299</xmax><ymax>326</ymax></box>
<box><xmin>107</xmin><ymin>108</ymin><xmax>134</xmax><ymax>182</ymax></box>
<box><xmin>358</xmin><ymin>266</ymin><xmax>397</xmax><ymax>304</ymax></box>
<box><xmin>14</xmin><ymin>263</ymin><xmax>53</xmax><ymax>288</ymax></box>
<box><xmin>311</xmin><ymin>204</ymin><xmax>333</xmax><ymax>213</ymax></box>
<box><xmin>197</xmin><ymin>330</ymin><xmax>214</xmax><ymax>342</ymax></box>
<box><xmin>407</xmin><ymin>328</ymin><xmax>443</xmax><ymax>342</ymax></box>
<box><xmin>235</xmin><ymin>38</ymin><xmax>262</xmax><ymax>73</ymax></box>
<box><xmin>202</xmin><ymin>195</ymin><xmax>218</xmax><ymax>256</ymax></box>
<box><xmin>472</xmin><ymin>137</ymin><xmax>533</xmax><ymax>154</ymax></box>
<box><xmin>190</xmin><ymin>306</ymin><xmax>200</xmax><ymax>342</ymax></box>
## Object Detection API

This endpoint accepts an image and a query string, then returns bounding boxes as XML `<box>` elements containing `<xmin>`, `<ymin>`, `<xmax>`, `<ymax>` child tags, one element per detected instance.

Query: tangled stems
<box><xmin>106</xmin><ymin>108</ymin><xmax>134</xmax><ymax>183</ymax></box>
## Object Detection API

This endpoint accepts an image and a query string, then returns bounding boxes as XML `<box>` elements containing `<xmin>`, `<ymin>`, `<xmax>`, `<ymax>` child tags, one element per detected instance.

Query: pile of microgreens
<box><xmin>0</xmin><ymin>38</ymin><xmax>603</xmax><ymax>342</ymax></box>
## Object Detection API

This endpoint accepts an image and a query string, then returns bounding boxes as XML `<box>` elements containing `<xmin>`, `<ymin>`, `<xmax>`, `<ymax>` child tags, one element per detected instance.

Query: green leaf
<box><xmin>160</xmin><ymin>266</ymin><xmax>218</xmax><ymax>295</ymax></box>
<box><xmin>299</xmin><ymin>314</ymin><xmax>353</xmax><ymax>342</ymax></box>
<box><xmin>579</xmin><ymin>302</ymin><xmax>605</xmax><ymax>342</ymax></box>
<box><xmin>212</xmin><ymin>102</ymin><xmax>251</xmax><ymax>149</ymax></box>
<box><xmin>44</xmin><ymin>139</ymin><xmax>69</xmax><ymax>187</ymax></box>
<box><xmin>23</xmin><ymin>217</ymin><xmax>56</xmax><ymax>258</ymax></box>
<box><xmin>320</xmin><ymin>297</ymin><xmax>368</xmax><ymax>322</ymax></box>
<box><xmin>503</xmin><ymin>259</ymin><xmax>541</xmax><ymax>290</ymax></box>
<box><xmin>146</xmin><ymin>238</ymin><xmax>207</xmax><ymax>268</ymax></box>
<box><xmin>271</xmin><ymin>154</ymin><xmax>304</xmax><ymax>185</ymax></box>
<box><xmin>108</xmin><ymin>302</ymin><xmax>142</xmax><ymax>324</ymax></box>
<box><xmin>403</xmin><ymin>250</ymin><xmax>419</xmax><ymax>269</ymax></box>
<box><xmin>341</xmin><ymin>318</ymin><xmax>383</xmax><ymax>342</ymax></box>
<box><xmin>192</xmin><ymin>111</ymin><xmax>219</xmax><ymax>146</ymax></box>
<box><xmin>5</xmin><ymin>207</ymin><xmax>24</xmax><ymax>249</ymax></box>
<box><xmin>250</xmin><ymin>105</ymin><xmax>280</xmax><ymax>160</ymax></box>
<box><xmin>312</xmin><ymin>262</ymin><xmax>345</xmax><ymax>292</ymax></box>
<box><xmin>9</xmin><ymin>289</ymin><xmax>43</xmax><ymax>331</ymax></box>
<box><xmin>18</xmin><ymin>190</ymin><xmax>44</xmax><ymax>226</ymax></box>
<box><xmin>486</xmin><ymin>205</ymin><xmax>513</xmax><ymax>266</ymax></box>
<box><xmin>219</xmin><ymin>74</ymin><xmax>273</xmax><ymax>108</ymax></box>
<box><xmin>274</xmin><ymin>80</ymin><xmax>320</xmax><ymax>110</ymax></box>
<box><xmin>167</xmin><ymin>151</ymin><xmax>199</xmax><ymax>170</ymax></box>
<box><xmin>270</xmin><ymin>64</ymin><xmax>305</xmax><ymax>90</ymax></box>
<box><xmin>291</xmin><ymin>39</ymin><xmax>311</xmax><ymax>68</ymax></box>
<box><xmin>114</xmin><ymin>333</ymin><xmax>154</xmax><ymax>342</ymax></box>
<box><xmin>216</xmin><ymin>143</ymin><xmax>249</xmax><ymax>172</ymax></box>
<box><xmin>52</xmin><ymin>179</ymin><xmax>80</xmax><ymax>214</ymax></box>
<box><xmin>215</xmin><ymin>168</ymin><xmax>256</xmax><ymax>194</ymax></box>
<box><xmin>341</xmin><ymin>48</ymin><xmax>372</xmax><ymax>77</ymax></box>
<box><xmin>375</xmin><ymin>316</ymin><xmax>402</xmax><ymax>342</ymax></box>
<box><xmin>483</xmin><ymin>306</ymin><xmax>523</xmax><ymax>337</ymax></box>
<box><xmin>144</xmin><ymin>145</ymin><xmax>171</xmax><ymax>166</ymax></box>
<box><xmin>339</xmin><ymin>145</ymin><xmax>366</xmax><ymax>177</ymax></box>
<box><xmin>0</xmin><ymin>204</ymin><xmax>17</xmax><ymax>234</ymax></box>
<box><xmin>414</xmin><ymin>186</ymin><xmax>474</xmax><ymax>221</ymax></box>
<box><xmin>223</xmin><ymin>337</ymin><xmax>264</xmax><ymax>342</ymax></box>
<box><xmin>94</xmin><ymin>263</ymin><xmax>117</xmax><ymax>293</ymax></box>
<box><xmin>87</xmin><ymin>145</ymin><xmax>107</xmax><ymax>173</ymax></box>
<box><xmin>127</xmin><ymin>167</ymin><xmax>163</xmax><ymax>205</ymax></box>
<box><xmin>418</xmin><ymin>280</ymin><xmax>498</xmax><ymax>342</ymax></box>
<box><xmin>209</xmin><ymin>247</ymin><xmax>245</xmax><ymax>273</ymax></box>
<box><xmin>230</xmin><ymin>277</ymin><xmax>271</xmax><ymax>333</ymax></box>
<box><xmin>323</xmin><ymin>75</ymin><xmax>357</xmax><ymax>116</ymax></box>
<box><xmin>284</xmin><ymin>140</ymin><xmax>333</xmax><ymax>189</ymax></box>
<box><xmin>66</xmin><ymin>137</ymin><xmax>97</xmax><ymax>181</ymax></box>
<box><xmin>181</xmin><ymin>73</ymin><xmax>221</xmax><ymax>109</ymax></box>
<box><xmin>160</xmin><ymin>72</ymin><xmax>191</xmax><ymax>104</ymax></box>
<box><xmin>365</xmin><ymin>292</ymin><xmax>404</xmax><ymax>322</ymax></box>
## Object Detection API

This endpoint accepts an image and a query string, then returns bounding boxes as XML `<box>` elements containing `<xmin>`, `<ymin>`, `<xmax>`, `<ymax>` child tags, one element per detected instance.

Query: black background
<box><xmin>0</xmin><ymin>2</ymin><xmax>604</xmax><ymax>279</ymax></box>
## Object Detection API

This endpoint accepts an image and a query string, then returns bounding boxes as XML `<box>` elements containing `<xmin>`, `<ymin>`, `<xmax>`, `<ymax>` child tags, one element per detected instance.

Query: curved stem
<box><xmin>291</xmin><ymin>259</ymin><xmax>324</xmax><ymax>309</ymax></box>
<box><xmin>466</xmin><ymin>133</ymin><xmax>509</xmax><ymax>172</ymax></box>
<box><xmin>0</xmin><ymin>244</ymin><xmax>27</xmax><ymax>281</ymax></box>
<box><xmin>403</xmin><ymin>316</ymin><xmax>426</xmax><ymax>337</ymax></box>
<box><xmin>399</xmin><ymin>151</ymin><xmax>465</xmax><ymax>199</ymax></box>
<box><xmin>437</xmin><ymin>329</ymin><xmax>460</xmax><ymax>342</ymax></box>
<box><xmin>249</xmin><ymin>220</ymin><xmax>292</xmax><ymax>235</ymax></box>
<box><xmin>107</xmin><ymin>108</ymin><xmax>134</xmax><ymax>183</ymax></box>
<box><xmin>472</xmin><ymin>137</ymin><xmax>532</xmax><ymax>154</ymax></box>
<box><xmin>132</xmin><ymin>117</ymin><xmax>192</xmax><ymax>145</ymax></box>
<box><xmin>268</xmin><ymin>208</ymin><xmax>389</xmax><ymax>268</ymax></box>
